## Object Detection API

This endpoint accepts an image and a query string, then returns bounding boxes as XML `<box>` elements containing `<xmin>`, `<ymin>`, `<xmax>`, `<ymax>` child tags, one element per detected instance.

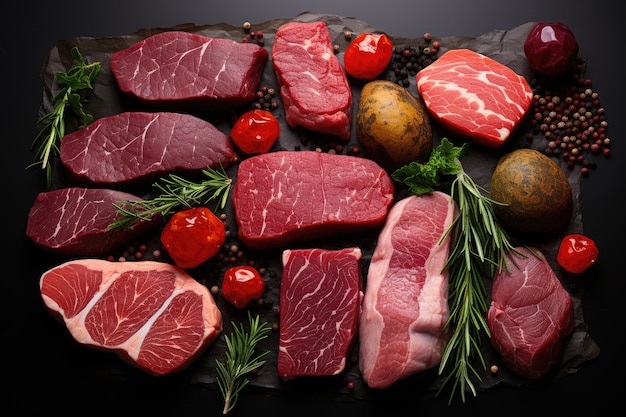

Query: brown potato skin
<box><xmin>490</xmin><ymin>148</ymin><xmax>572</xmax><ymax>233</ymax></box>
<box><xmin>356</xmin><ymin>80</ymin><xmax>432</xmax><ymax>171</ymax></box>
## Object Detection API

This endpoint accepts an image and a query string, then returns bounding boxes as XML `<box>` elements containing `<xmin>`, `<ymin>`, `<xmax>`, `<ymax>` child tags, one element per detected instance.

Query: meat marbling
<box><xmin>39</xmin><ymin>259</ymin><xmax>222</xmax><ymax>376</ymax></box>
<box><xmin>359</xmin><ymin>192</ymin><xmax>457</xmax><ymax>389</ymax></box>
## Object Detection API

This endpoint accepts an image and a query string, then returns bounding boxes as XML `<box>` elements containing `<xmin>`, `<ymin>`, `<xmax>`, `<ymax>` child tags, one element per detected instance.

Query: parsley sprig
<box><xmin>110</xmin><ymin>164</ymin><xmax>232</xmax><ymax>229</ymax></box>
<box><xmin>392</xmin><ymin>138</ymin><xmax>520</xmax><ymax>403</ymax></box>
<box><xmin>216</xmin><ymin>313</ymin><xmax>271</xmax><ymax>415</ymax></box>
<box><xmin>29</xmin><ymin>47</ymin><xmax>101</xmax><ymax>188</ymax></box>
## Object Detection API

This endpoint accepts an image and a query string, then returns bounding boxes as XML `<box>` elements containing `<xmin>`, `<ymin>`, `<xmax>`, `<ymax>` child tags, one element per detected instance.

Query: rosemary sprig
<box><xmin>29</xmin><ymin>47</ymin><xmax>101</xmax><ymax>188</ymax></box>
<box><xmin>110</xmin><ymin>164</ymin><xmax>232</xmax><ymax>229</ymax></box>
<box><xmin>216</xmin><ymin>312</ymin><xmax>271</xmax><ymax>415</ymax></box>
<box><xmin>392</xmin><ymin>138</ymin><xmax>519</xmax><ymax>403</ymax></box>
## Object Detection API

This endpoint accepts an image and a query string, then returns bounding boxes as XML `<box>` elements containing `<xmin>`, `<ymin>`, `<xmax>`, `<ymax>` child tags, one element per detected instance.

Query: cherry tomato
<box><xmin>343</xmin><ymin>33</ymin><xmax>393</xmax><ymax>79</ymax></box>
<box><xmin>221</xmin><ymin>266</ymin><xmax>266</xmax><ymax>309</ymax></box>
<box><xmin>523</xmin><ymin>22</ymin><xmax>579</xmax><ymax>77</ymax></box>
<box><xmin>557</xmin><ymin>233</ymin><xmax>599</xmax><ymax>274</ymax></box>
<box><xmin>230</xmin><ymin>109</ymin><xmax>280</xmax><ymax>154</ymax></box>
<box><xmin>160</xmin><ymin>207</ymin><xmax>226</xmax><ymax>269</ymax></box>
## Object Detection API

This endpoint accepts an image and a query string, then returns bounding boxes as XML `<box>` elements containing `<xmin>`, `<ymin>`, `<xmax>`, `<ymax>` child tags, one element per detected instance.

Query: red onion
<box><xmin>523</xmin><ymin>22</ymin><xmax>579</xmax><ymax>77</ymax></box>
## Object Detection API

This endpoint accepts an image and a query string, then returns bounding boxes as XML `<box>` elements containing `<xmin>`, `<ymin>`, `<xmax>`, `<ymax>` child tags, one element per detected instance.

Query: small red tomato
<box><xmin>221</xmin><ymin>266</ymin><xmax>266</xmax><ymax>309</ymax></box>
<box><xmin>557</xmin><ymin>233</ymin><xmax>599</xmax><ymax>274</ymax></box>
<box><xmin>230</xmin><ymin>109</ymin><xmax>280</xmax><ymax>154</ymax></box>
<box><xmin>160</xmin><ymin>207</ymin><xmax>226</xmax><ymax>269</ymax></box>
<box><xmin>523</xmin><ymin>22</ymin><xmax>579</xmax><ymax>77</ymax></box>
<box><xmin>343</xmin><ymin>33</ymin><xmax>393</xmax><ymax>79</ymax></box>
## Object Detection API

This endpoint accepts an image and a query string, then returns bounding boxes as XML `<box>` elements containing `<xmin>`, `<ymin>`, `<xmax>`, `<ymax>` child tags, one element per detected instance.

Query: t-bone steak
<box><xmin>39</xmin><ymin>259</ymin><xmax>222</xmax><ymax>376</ymax></box>
<box><xmin>359</xmin><ymin>192</ymin><xmax>457</xmax><ymax>389</ymax></box>
<box><xmin>278</xmin><ymin>247</ymin><xmax>363</xmax><ymax>379</ymax></box>
<box><xmin>26</xmin><ymin>187</ymin><xmax>161</xmax><ymax>256</ymax></box>
<box><xmin>416</xmin><ymin>48</ymin><xmax>533</xmax><ymax>149</ymax></box>
<box><xmin>60</xmin><ymin>111</ymin><xmax>238</xmax><ymax>184</ymax></box>
<box><xmin>110</xmin><ymin>31</ymin><xmax>268</xmax><ymax>109</ymax></box>
<box><xmin>487</xmin><ymin>246</ymin><xmax>574</xmax><ymax>379</ymax></box>
<box><xmin>232</xmin><ymin>151</ymin><xmax>395</xmax><ymax>250</ymax></box>
<box><xmin>272</xmin><ymin>21</ymin><xmax>352</xmax><ymax>140</ymax></box>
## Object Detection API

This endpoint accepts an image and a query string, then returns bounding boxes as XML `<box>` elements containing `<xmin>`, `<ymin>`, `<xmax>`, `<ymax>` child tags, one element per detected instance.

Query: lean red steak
<box><xmin>60</xmin><ymin>112</ymin><xmax>238</xmax><ymax>184</ymax></box>
<box><xmin>26</xmin><ymin>187</ymin><xmax>161</xmax><ymax>256</ymax></box>
<box><xmin>487</xmin><ymin>246</ymin><xmax>574</xmax><ymax>379</ymax></box>
<box><xmin>272</xmin><ymin>21</ymin><xmax>352</xmax><ymax>140</ymax></box>
<box><xmin>110</xmin><ymin>31</ymin><xmax>268</xmax><ymax>109</ymax></box>
<box><xmin>416</xmin><ymin>48</ymin><xmax>533</xmax><ymax>149</ymax></box>
<box><xmin>39</xmin><ymin>259</ymin><xmax>222</xmax><ymax>376</ymax></box>
<box><xmin>278</xmin><ymin>247</ymin><xmax>363</xmax><ymax>379</ymax></box>
<box><xmin>232</xmin><ymin>151</ymin><xmax>394</xmax><ymax>250</ymax></box>
<box><xmin>359</xmin><ymin>192</ymin><xmax>456</xmax><ymax>389</ymax></box>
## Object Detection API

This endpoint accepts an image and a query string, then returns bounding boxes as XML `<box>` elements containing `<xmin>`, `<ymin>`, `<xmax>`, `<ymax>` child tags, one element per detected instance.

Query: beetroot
<box><xmin>523</xmin><ymin>22</ymin><xmax>579</xmax><ymax>77</ymax></box>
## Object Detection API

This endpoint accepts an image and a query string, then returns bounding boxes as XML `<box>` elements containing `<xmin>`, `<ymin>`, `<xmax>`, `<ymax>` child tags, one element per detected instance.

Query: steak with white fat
<box><xmin>359</xmin><ymin>192</ymin><xmax>456</xmax><ymax>389</ymax></box>
<box><xmin>487</xmin><ymin>246</ymin><xmax>574</xmax><ymax>379</ymax></box>
<box><xmin>110</xmin><ymin>31</ymin><xmax>268</xmax><ymax>109</ymax></box>
<box><xmin>39</xmin><ymin>259</ymin><xmax>222</xmax><ymax>376</ymax></box>
<box><xmin>272</xmin><ymin>21</ymin><xmax>352</xmax><ymax>140</ymax></box>
<box><xmin>232</xmin><ymin>151</ymin><xmax>394</xmax><ymax>250</ymax></box>
<box><xmin>278</xmin><ymin>247</ymin><xmax>362</xmax><ymax>379</ymax></box>
<box><xmin>60</xmin><ymin>112</ymin><xmax>238</xmax><ymax>184</ymax></box>
<box><xmin>416</xmin><ymin>49</ymin><xmax>532</xmax><ymax>149</ymax></box>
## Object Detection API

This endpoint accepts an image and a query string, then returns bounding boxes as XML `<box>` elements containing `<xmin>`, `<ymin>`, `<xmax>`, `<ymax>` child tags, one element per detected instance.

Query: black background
<box><xmin>3</xmin><ymin>1</ymin><xmax>623</xmax><ymax>415</ymax></box>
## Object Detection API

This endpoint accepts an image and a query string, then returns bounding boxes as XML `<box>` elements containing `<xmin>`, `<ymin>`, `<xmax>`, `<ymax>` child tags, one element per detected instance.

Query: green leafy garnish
<box><xmin>110</xmin><ymin>164</ymin><xmax>232</xmax><ymax>229</ymax></box>
<box><xmin>392</xmin><ymin>138</ymin><xmax>519</xmax><ymax>403</ymax></box>
<box><xmin>29</xmin><ymin>47</ymin><xmax>101</xmax><ymax>188</ymax></box>
<box><xmin>216</xmin><ymin>312</ymin><xmax>271</xmax><ymax>415</ymax></box>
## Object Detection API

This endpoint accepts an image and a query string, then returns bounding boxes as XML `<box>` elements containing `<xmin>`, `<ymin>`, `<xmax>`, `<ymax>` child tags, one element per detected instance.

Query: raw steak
<box><xmin>416</xmin><ymin>48</ymin><xmax>533</xmax><ymax>149</ymax></box>
<box><xmin>232</xmin><ymin>151</ymin><xmax>394</xmax><ymax>250</ymax></box>
<box><xmin>26</xmin><ymin>187</ymin><xmax>161</xmax><ymax>256</ymax></box>
<box><xmin>39</xmin><ymin>259</ymin><xmax>222</xmax><ymax>376</ymax></box>
<box><xmin>272</xmin><ymin>21</ymin><xmax>352</xmax><ymax>140</ymax></box>
<box><xmin>60</xmin><ymin>111</ymin><xmax>238</xmax><ymax>184</ymax></box>
<box><xmin>110</xmin><ymin>31</ymin><xmax>268</xmax><ymax>109</ymax></box>
<box><xmin>487</xmin><ymin>246</ymin><xmax>574</xmax><ymax>379</ymax></box>
<box><xmin>359</xmin><ymin>192</ymin><xmax>456</xmax><ymax>389</ymax></box>
<box><xmin>278</xmin><ymin>247</ymin><xmax>363</xmax><ymax>379</ymax></box>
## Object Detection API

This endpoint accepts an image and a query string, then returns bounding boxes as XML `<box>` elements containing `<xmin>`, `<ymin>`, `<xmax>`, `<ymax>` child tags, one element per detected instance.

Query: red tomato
<box><xmin>221</xmin><ymin>266</ymin><xmax>266</xmax><ymax>308</ymax></box>
<box><xmin>557</xmin><ymin>233</ymin><xmax>599</xmax><ymax>274</ymax></box>
<box><xmin>230</xmin><ymin>109</ymin><xmax>280</xmax><ymax>154</ymax></box>
<box><xmin>160</xmin><ymin>207</ymin><xmax>226</xmax><ymax>269</ymax></box>
<box><xmin>343</xmin><ymin>33</ymin><xmax>393</xmax><ymax>79</ymax></box>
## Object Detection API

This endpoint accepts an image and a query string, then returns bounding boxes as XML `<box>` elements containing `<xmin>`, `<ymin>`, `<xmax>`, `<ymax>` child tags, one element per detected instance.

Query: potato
<box><xmin>356</xmin><ymin>80</ymin><xmax>432</xmax><ymax>171</ymax></box>
<box><xmin>490</xmin><ymin>148</ymin><xmax>572</xmax><ymax>233</ymax></box>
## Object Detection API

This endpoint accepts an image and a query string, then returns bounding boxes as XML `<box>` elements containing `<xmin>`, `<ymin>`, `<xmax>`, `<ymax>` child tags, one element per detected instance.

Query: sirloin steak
<box><xmin>232</xmin><ymin>151</ymin><xmax>394</xmax><ymax>250</ymax></box>
<box><xmin>26</xmin><ymin>187</ymin><xmax>161</xmax><ymax>256</ymax></box>
<box><xmin>278</xmin><ymin>247</ymin><xmax>362</xmax><ymax>379</ymax></box>
<box><xmin>359</xmin><ymin>192</ymin><xmax>457</xmax><ymax>389</ymax></box>
<box><xmin>110</xmin><ymin>31</ymin><xmax>268</xmax><ymax>109</ymax></box>
<box><xmin>272</xmin><ymin>21</ymin><xmax>352</xmax><ymax>140</ymax></box>
<box><xmin>416</xmin><ymin>49</ymin><xmax>533</xmax><ymax>149</ymax></box>
<box><xmin>39</xmin><ymin>259</ymin><xmax>222</xmax><ymax>376</ymax></box>
<box><xmin>487</xmin><ymin>246</ymin><xmax>574</xmax><ymax>379</ymax></box>
<box><xmin>60</xmin><ymin>112</ymin><xmax>238</xmax><ymax>184</ymax></box>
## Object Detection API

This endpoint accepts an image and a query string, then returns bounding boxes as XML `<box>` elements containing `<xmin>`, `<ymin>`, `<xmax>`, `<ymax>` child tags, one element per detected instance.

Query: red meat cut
<box><xmin>110</xmin><ymin>31</ymin><xmax>268</xmax><ymax>109</ymax></box>
<box><xmin>278</xmin><ymin>247</ymin><xmax>363</xmax><ymax>379</ymax></box>
<box><xmin>272</xmin><ymin>21</ymin><xmax>352</xmax><ymax>140</ymax></box>
<box><xmin>39</xmin><ymin>259</ymin><xmax>222</xmax><ymax>376</ymax></box>
<box><xmin>26</xmin><ymin>187</ymin><xmax>161</xmax><ymax>256</ymax></box>
<box><xmin>416</xmin><ymin>48</ymin><xmax>533</xmax><ymax>149</ymax></box>
<box><xmin>60</xmin><ymin>112</ymin><xmax>238</xmax><ymax>184</ymax></box>
<box><xmin>232</xmin><ymin>151</ymin><xmax>394</xmax><ymax>250</ymax></box>
<box><xmin>359</xmin><ymin>192</ymin><xmax>456</xmax><ymax>389</ymax></box>
<box><xmin>487</xmin><ymin>246</ymin><xmax>574</xmax><ymax>379</ymax></box>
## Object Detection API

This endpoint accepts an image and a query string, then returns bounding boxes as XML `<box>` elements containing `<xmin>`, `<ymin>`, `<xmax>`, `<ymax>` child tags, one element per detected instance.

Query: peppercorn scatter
<box><xmin>386</xmin><ymin>33</ymin><xmax>441</xmax><ymax>87</ymax></box>
<box><xmin>527</xmin><ymin>65</ymin><xmax>610</xmax><ymax>177</ymax></box>
<box><xmin>241</xmin><ymin>21</ymin><xmax>265</xmax><ymax>47</ymax></box>
<box><xmin>251</xmin><ymin>85</ymin><xmax>279</xmax><ymax>112</ymax></box>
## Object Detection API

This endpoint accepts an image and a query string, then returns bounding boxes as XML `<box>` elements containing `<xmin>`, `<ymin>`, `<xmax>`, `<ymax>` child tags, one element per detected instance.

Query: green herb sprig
<box><xmin>110</xmin><ymin>164</ymin><xmax>232</xmax><ymax>229</ymax></box>
<box><xmin>392</xmin><ymin>138</ymin><xmax>520</xmax><ymax>403</ymax></box>
<box><xmin>216</xmin><ymin>312</ymin><xmax>271</xmax><ymax>415</ymax></box>
<box><xmin>29</xmin><ymin>47</ymin><xmax>101</xmax><ymax>188</ymax></box>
